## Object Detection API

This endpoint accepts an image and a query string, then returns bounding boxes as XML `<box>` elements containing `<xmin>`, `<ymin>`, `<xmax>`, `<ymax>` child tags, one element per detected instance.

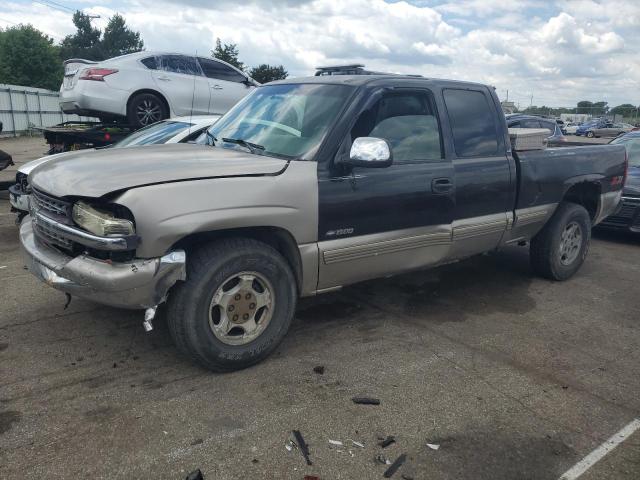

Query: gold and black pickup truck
<box><xmin>20</xmin><ymin>75</ymin><xmax>628</xmax><ymax>371</ymax></box>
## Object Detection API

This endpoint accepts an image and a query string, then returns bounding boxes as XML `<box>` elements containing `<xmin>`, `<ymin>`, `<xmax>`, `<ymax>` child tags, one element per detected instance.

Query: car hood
<box><xmin>30</xmin><ymin>144</ymin><xmax>289</xmax><ymax>198</ymax></box>
<box><xmin>625</xmin><ymin>166</ymin><xmax>640</xmax><ymax>196</ymax></box>
<box><xmin>19</xmin><ymin>151</ymin><xmax>77</xmax><ymax>176</ymax></box>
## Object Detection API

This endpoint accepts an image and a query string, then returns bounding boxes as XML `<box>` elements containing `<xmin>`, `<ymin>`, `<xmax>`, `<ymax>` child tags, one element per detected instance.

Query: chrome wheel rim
<box><xmin>559</xmin><ymin>221</ymin><xmax>582</xmax><ymax>266</ymax></box>
<box><xmin>208</xmin><ymin>271</ymin><xmax>274</xmax><ymax>346</ymax></box>
<box><xmin>136</xmin><ymin>99</ymin><xmax>161</xmax><ymax>125</ymax></box>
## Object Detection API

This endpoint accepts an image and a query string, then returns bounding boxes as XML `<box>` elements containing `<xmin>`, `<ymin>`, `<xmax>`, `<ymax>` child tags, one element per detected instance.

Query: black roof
<box><xmin>268</xmin><ymin>74</ymin><xmax>490</xmax><ymax>89</ymax></box>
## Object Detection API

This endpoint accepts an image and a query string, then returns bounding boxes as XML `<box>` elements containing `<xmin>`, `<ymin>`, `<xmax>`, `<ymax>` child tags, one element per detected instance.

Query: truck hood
<box><xmin>29</xmin><ymin>144</ymin><xmax>288</xmax><ymax>198</ymax></box>
<box><xmin>624</xmin><ymin>166</ymin><xmax>640</xmax><ymax>197</ymax></box>
<box><xmin>20</xmin><ymin>151</ymin><xmax>74</xmax><ymax>176</ymax></box>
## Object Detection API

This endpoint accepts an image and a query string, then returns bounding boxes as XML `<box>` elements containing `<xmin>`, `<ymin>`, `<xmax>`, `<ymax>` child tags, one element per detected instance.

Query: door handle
<box><xmin>431</xmin><ymin>177</ymin><xmax>453</xmax><ymax>193</ymax></box>
<box><xmin>211</xmin><ymin>85</ymin><xmax>223</xmax><ymax>90</ymax></box>
<box><xmin>157</xmin><ymin>75</ymin><xmax>171</xmax><ymax>81</ymax></box>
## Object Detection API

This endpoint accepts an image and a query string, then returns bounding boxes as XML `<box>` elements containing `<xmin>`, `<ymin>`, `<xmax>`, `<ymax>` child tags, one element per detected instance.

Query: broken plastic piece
<box><xmin>285</xmin><ymin>439</ymin><xmax>295</xmax><ymax>452</ymax></box>
<box><xmin>328</xmin><ymin>439</ymin><xmax>343</xmax><ymax>446</ymax></box>
<box><xmin>375</xmin><ymin>454</ymin><xmax>391</xmax><ymax>465</ymax></box>
<box><xmin>384</xmin><ymin>454</ymin><xmax>407</xmax><ymax>478</ymax></box>
<box><xmin>350</xmin><ymin>440</ymin><xmax>365</xmax><ymax>448</ymax></box>
<box><xmin>379</xmin><ymin>436</ymin><xmax>396</xmax><ymax>448</ymax></box>
<box><xmin>293</xmin><ymin>430</ymin><xmax>312</xmax><ymax>466</ymax></box>
<box><xmin>427</xmin><ymin>443</ymin><xmax>440</xmax><ymax>450</ymax></box>
<box><xmin>143</xmin><ymin>306</ymin><xmax>157</xmax><ymax>332</ymax></box>
<box><xmin>185</xmin><ymin>469</ymin><xmax>204</xmax><ymax>480</ymax></box>
<box><xmin>313</xmin><ymin>365</ymin><xmax>325</xmax><ymax>374</ymax></box>
<box><xmin>352</xmin><ymin>396</ymin><xmax>380</xmax><ymax>405</ymax></box>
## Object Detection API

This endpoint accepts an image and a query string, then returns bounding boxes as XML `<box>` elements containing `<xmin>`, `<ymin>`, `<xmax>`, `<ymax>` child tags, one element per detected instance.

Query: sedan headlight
<box><xmin>72</xmin><ymin>201</ymin><xmax>134</xmax><ymax>237</ymax></box>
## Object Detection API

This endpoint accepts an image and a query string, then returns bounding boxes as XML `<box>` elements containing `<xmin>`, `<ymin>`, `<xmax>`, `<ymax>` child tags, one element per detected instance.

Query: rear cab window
<box><xmin>443</xmin><ymin>88</ymin><xmax>499</xmax><ymax>157</ymax></box>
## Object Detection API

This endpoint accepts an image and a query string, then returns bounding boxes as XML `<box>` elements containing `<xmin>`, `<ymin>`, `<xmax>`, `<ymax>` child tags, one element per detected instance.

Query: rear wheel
<box><xmin>530</xmin><ymin>202</ymin><xmax>591</xmax><ymax>281</ymax></box>
<box><xmin>127</xmin><ymin>93</ymin><xmax>168</xmax><ymax>127</ymax></box>
<box><xmin>166</xmin><ymin>238</ymin><xmax>297</xmax><ymax>372</ymax></box>
<box><xmin>586</xmin><ymin>131</ymin><xmax>595</xmax><ymax>138</ymax></box>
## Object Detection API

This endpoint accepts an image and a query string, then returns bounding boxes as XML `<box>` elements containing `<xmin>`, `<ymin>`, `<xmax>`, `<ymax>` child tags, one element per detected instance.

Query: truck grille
<box><xmin>31</xmin><ymin>189</ymin><xmax>72</xmax><ymax>218</ymax></box>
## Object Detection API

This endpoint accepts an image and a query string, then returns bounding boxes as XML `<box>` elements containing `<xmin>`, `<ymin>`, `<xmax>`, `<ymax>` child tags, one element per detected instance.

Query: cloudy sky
<box><xmin>1</xmin><ymin>0</ymin><xmax>639</xmax><ymax>108</ymax></box>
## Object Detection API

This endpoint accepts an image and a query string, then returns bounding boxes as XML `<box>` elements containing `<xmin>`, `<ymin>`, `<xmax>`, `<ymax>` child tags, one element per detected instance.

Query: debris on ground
<box><xmin>352</xmin><ymin>396</ymin><xmax>380</xmax><ymax>405</ymax></box>
<box><xmin>292</xmin><ymin>430</ymin><xmax>312</xmax><ymax>466</ymax></box>
<box><xmin>285</xmin><ymin>439</ymin><xmax>296</xmax><ymax>452</ymax></box>
<box><xmin>313</xmin><ymin>365</ymin><xmax>325</xmax><ymax>375</ymax></box>
<box><xmin>304</xmin><ymin>476</ymin><xmax>320</xmax><ymax>480</ymax></box>
<box><xmin>375</xmin><ymin>454</ymin><xmax>391</xmax><ymax>465</ymax></box>
<box><xmin>401</xmin><ymin>474</ymin><xmax>414</xmax><ymax>480</ymax></box>
<box><xmin>328</xmin><ymin>439</ymin><xmax>343</xmax><ymax>446</ymax></box>
<box><xmin>185</xmin><ymin>469</ymin><xmax>204</xmax><ymax>480</ymax></box>
<box><xmin>190</xmin><ymin>438</ymin><xmax>204</xmax><ymax>446</ymax></box>
<box><xmin>383</xmin><ymin>454</ymin><xmax>407</xmax><ymax>478</ymax></box>
<box><xmin>426</xmin><ymin>443</ymin><xmax>440</xmax><ymax>451</ymax></box>
<box><xmin>350</xmin><ymin>440</ymin><xmax>365</xmax><ymax>448</ymax></box>
<box><xmin>378</xmin><ymin>436</ymin><xmax>396</xmax><ymax>448</ymax></box>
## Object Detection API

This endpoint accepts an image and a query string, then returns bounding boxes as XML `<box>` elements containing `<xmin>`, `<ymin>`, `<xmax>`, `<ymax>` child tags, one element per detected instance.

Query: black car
<box><xmin>506</xmin><ymin>114</ymin><xmax>567</xmax><ymax>146</ymax></box>
<box><xmin>599</xmin><ymin>131</ymin><xmax>640</xmax><ymax>232</ymax></box>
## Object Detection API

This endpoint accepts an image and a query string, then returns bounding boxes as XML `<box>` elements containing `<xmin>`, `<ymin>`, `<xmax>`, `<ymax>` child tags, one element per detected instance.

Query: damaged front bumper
<box><xmin>20</xmin><ymin>217</ymin><xmax>186</xmax><ymax>310</ymax></box>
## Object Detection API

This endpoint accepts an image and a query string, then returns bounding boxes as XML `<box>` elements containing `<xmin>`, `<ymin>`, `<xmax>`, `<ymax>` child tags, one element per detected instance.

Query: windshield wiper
<box><xmin>221</xmin><ymin>137</ymin><xmax>265</xmax><ymax>155</ymax></box>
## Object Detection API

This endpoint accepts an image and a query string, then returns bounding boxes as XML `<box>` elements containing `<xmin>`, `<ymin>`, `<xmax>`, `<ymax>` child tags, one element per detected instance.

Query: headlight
<box><xmin>72</xmin><ymin>201</ymin><xmax>134</xmax><ymax>237</ymax></box>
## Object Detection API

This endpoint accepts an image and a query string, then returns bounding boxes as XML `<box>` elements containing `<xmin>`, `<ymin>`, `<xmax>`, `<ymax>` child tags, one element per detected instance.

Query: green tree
<box><xmin>610</xmin><ymin>104</ymin><xmax>637</xmax><ymax>117</ymax></box>
<box><xmin>0</xmin><ymin>24</ymin><xmax>63</xmax><ymax>90</ymax></box>
<box><xmin>576</xmin><ymin>100</ymin><xmax>608</xmax><ymax>115</ymax></box>
<box><xmin>60</xmin><ymin>11</ymin><xmax>102</xmax><ymax>60</ymax></box>
<box><xmin>212</xmin><ymin>38</ymin><xmax>244</xmax><ymax>70</ymax></box>
<box><xmin>248</xmin><ymin>64</ymin><xmax>288</xmax><ymax>84</ymax></box>
<box><xmin>101</xmin><ymin>14</ymin><xmax>144</xmax><ymax>58</ymax></box>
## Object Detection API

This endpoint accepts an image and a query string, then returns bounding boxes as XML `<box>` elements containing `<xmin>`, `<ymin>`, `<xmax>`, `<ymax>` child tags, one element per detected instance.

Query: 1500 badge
<box><xmin>325</xmin><ymin>228</ymin><xmax>354</xmax><ymax>237</ymax></box>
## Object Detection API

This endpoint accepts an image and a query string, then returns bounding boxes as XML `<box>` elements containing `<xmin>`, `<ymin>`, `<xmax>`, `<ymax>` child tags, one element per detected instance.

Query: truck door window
<box><xmin>443</xmin><ymin>89</ymin><xmax>499</xmax><ymax>157</ymax></box>
<box><xmin>350</xmin><ymin>91</ymin><xmax>443</xmax><ymax>163</ymax></box>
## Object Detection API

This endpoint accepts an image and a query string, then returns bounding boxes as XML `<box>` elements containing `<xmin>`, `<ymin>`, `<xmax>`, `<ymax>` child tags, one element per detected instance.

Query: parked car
<box><xmin>8</xmin><ymin>115</ymin><xmax>220</xmax><ymax>218</ymax></box>
<box><xmin>60</xmin><ymin>52</ymin><xmax>257</xmax><ymax>127</ymax></box>
<box><xmin>0</xmin><ymin>120</ymin><xmax>14</xmax><ymax>172</ymax></box>
<box><xmin>505</xmin><ymin>114</ymin><xmax>567</xmax><ymax>145</ymax></box>
<box><xmin>22</xmin><ymin>75</ymin><xmax>627</xmax><ymax>371</ymax></box>
<box><xmin>599</xmin><ymin>131</ymin><xmax>640</xmax><ymax>232</ymax></box>
<box><xmin>577</xmin><ymin>121</ymin><xmax>634</xmax><ymax>138</ymax></box>
<box><xmin>564</xmin><ymin>122</ymin><xmax>581</xmax><ymax>134</ymax></box>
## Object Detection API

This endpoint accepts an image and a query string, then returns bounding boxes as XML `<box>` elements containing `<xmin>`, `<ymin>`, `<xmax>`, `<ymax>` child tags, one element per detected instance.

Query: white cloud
<box><xmin>0</xmin><ymin>0</ymin><xmax>638</xmax><ymax>107</ymax></box>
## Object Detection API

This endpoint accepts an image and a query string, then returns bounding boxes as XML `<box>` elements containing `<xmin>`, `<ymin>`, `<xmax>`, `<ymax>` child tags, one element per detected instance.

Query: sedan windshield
<box><xmin>611</xmin><ymin>135</ymin><xmax>640</xmax><ymax>167</ymax></box>
<box><xmin>205</xmin><ymin>83</ymin><xmax>355</xmax><ymax>160</ymax></box>
<box><xmin>113</xmin><ymin>121</ymin><xmax>191</xmax><ymax>148</ymax></box>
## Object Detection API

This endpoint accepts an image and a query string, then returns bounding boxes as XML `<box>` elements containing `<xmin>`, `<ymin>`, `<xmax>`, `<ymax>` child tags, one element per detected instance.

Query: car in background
<box><xmin>564</xmin><ymin>122</ymin><xmax>582</xmax><ymax>134</ymax></box>
<box><xmin>577</xmin><ymin>121</ymin><xmax>635</xmax><ymax>138</ymax></box>
<box><xmin>8</xmin><ymin>115</ymin><xmax>220</xmax><ymax>219</ymax></box>
<box><xmin>505</xmin><ymin>114</ymin><xmax>567</xmax><ymax>146</ymax></box>
<box><xmin>599</xmin><ymin>131</ymin><xmax>640</xmax><ymax>232</ymax></box>
<box><xmin>60</xmin><ymin>52</ymin><xmax>257</xmax><ymax>127</ymax></box>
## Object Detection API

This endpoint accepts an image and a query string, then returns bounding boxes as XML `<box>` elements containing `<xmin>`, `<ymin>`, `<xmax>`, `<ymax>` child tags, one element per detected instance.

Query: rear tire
<box><xmin>530</xmin><ymin>202</ymin><xmax>591</xmax><ymax>281</ymax></box>
<box><xmin>127</xmin><ymin>93</ymin><xmax>168</xmax><ymax>127</ymax></box>
<box><xmin>586</xmin><ymin>131</ymin><xmax>595</xmax><ymax>138</ymax></box>
<box><xmin>166</xmin><ymin>238</ymin><xmax>297</xmax><ymax>372</ymax></box>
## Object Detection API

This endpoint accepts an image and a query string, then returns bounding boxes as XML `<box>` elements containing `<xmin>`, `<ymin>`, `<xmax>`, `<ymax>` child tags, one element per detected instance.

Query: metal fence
<box><xmin>0</xmin><ymin>84</ymin><xmax>95</xmax><ymax>137</ymax></box>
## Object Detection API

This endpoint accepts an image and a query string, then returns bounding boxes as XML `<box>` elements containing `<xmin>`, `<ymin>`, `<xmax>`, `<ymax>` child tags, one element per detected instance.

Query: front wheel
<box><xmin>530</xmin><ymin>202</ymin><xmax>591</xmax><ymax>281</ymax></box>
<box><xmin>166</xmin><ymin>238</ymin><xmax>297</xmax><ymax>372</ymax></box>
<box><xmin>586</xmin><ymin>131</ymin><xmax>595</xmax><ymax>138</ymax></box>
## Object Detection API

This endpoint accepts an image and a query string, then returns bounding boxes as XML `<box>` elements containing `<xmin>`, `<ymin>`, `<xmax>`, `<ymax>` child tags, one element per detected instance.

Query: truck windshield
<box><xmin>206</xmin><ymin>83</ymin><xmax>354</xmax><ymax>160</ymax></box>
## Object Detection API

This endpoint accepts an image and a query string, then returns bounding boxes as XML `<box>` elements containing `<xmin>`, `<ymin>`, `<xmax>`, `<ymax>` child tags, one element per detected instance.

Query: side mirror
<box><xmin>346</xmin><ymin>137</ymin><xmax>393</xmax><ymax>168</ymax></box>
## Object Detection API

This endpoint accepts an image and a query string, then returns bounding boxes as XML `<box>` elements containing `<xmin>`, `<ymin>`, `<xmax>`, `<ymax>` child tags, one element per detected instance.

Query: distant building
<box><xmin>501</xmin><ymin>101</ymin><xmax>516</xmax><ymax>114</ymax></box>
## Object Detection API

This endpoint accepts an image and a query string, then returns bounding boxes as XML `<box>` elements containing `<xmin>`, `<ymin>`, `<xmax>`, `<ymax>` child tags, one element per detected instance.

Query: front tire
<box><xmin>166</xmin><ymin>238</ymin><xmax>297</xmax><ymax>372</ymax></box>
<box><xmin>586</xmin><ymin>131</ymin><xmax>595</xmax><ymax>138</ymax></box>
<box><xmin>530</xmin><ymin>202</ymin><xmax>591</xmax><ymax>281</ymax></box>
<box><xmin>127</xmin><ymin>93</ymin><xmax>168</xmax><ymax>127</ymax></box>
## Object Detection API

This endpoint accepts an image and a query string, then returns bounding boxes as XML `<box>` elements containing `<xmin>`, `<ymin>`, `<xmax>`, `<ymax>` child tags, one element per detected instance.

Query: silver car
<box><xmin>60</xmin><ymin>52</ymin><xmax>257</xmax><ymax>127</ymax></box>
<box><xmin>586</xmin><ymin>122</ymin><xmax>635</xmax><ymax>138</ymax></box>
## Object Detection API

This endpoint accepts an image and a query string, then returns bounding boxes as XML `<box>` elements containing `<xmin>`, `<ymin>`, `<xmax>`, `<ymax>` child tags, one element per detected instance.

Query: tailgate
<box><xmin>62</xmin><ymin>59</ymin><xmax>98</xmax><ymax>90</ymax></box>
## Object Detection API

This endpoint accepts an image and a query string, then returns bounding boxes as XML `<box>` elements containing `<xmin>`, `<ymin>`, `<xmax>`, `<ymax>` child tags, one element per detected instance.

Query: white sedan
<box><xmin>9</xmin><ymin>115</ymin><xmax>220</xmax><ymax>218</ymax></box>
<box><xmin>60</xmin><ymin>52</ymin><xmax>257</xmax><ymax>127</ymax></box>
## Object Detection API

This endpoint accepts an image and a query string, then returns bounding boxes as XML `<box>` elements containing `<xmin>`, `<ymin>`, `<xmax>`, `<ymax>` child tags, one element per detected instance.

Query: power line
<box><xmin>32</xmin><ymin>0</ymin><xmax>75</xmax><ymax>12</ymax></box>
<box><xmin>0</xmin><ymin>17</ymin><xmax>19</xmax><ymax>26</ymax></box>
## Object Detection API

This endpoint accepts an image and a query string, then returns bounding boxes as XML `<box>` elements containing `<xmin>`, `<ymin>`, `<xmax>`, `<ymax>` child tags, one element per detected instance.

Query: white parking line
<box><xmin>558</xmin><ymin>418</ymin><xmax>640</xmax><ymax>480</ymax></box>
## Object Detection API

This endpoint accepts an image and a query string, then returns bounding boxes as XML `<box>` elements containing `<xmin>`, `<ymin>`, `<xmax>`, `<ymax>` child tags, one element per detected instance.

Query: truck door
<box><xmin>441</xmin><ymin>88</ymin><xmax>512</xmax><ymax>258</ymax></box>
<box><xmin>317</xmin><ymin>89</ymin><xmax>455</xmax><ymax>290</ymax></box>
